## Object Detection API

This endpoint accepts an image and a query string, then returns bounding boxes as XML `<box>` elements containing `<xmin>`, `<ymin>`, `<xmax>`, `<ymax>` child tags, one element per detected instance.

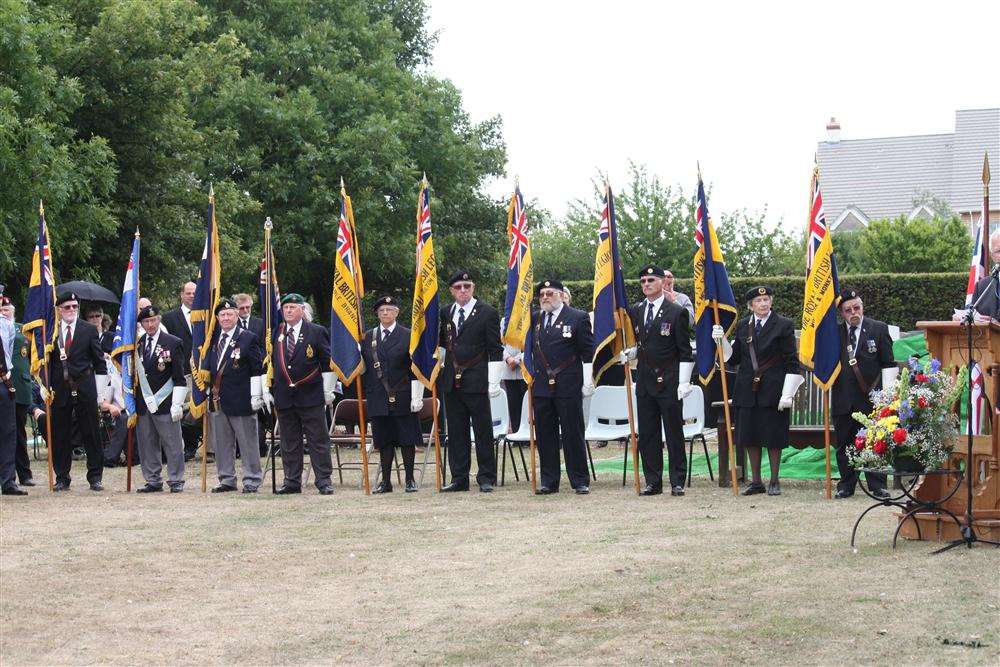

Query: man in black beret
<box><xmin>0</xmin><ymin>286</ymin><xmax>26</xmax><ymax>495</ymax></box>
<box><xmin>624</xmin><ymin>264</ymin><xmax>694</xmax><ymax>496</ymax></box>
<box><xmin>438</xmin><ymin>270</ymin><xmax>502</xmax><ymax>492</ymax></box>
<box><xmin>134</xmin><ymin>304</ymin><xmax>190</xmax><ymax>492</ymax></box>
<box><xmin>832</xmin><ymin>289</ymin><xmax>897</xmax><ymax>498</ymax></box>
<box><xmin>530</xmin><ymin>279</ymin><xmax>594</xmax><ymax>494</ymax></box>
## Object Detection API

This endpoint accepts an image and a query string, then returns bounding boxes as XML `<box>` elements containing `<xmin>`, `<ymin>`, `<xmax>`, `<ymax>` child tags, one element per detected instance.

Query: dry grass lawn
<box><xmin>1</xmin><ymin>445</ymin><xmax>998</xmax><ymax>665</ymax></box>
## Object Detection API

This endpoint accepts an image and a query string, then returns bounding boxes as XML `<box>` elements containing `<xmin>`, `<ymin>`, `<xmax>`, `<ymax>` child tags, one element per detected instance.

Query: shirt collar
<box><xmin>547</xmin><ymin>303</ymin><xmax>564</xmax><ymax>322</ymax></box>
<box><xmin>645</xmin><ymin>295</ymin><xmax>665</xmax><ymax>312</ymax></box>
<box><xmin>145</xmin><ymin>330</ymin><xmax>159</xmax><ymax>347</ymax></box>
<box><xmin>456</xmin><ymin>298</ymin><xmax>477</xmax><ymax>315</ymax></box>
<box><xmin>847</xmin><ymin>317</ymin><xmax>863</xmax><ymax>332</ymax></box>
<box><xmin>381</xmin><ymin>322</ymin><xmax>397</xmax><ymax>334</ymax></box>
<box><xmin>754</xmin><ymin>312</ymin><xmax>770</xmax><ymax>327</ymax></box>
<box><xmin>181</xmin><ymin>305</ymin><xmax>191</xmax><ymax>315</ymax></box>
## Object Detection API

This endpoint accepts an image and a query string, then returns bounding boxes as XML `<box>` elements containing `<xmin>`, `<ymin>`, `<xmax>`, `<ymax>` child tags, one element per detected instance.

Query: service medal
<box><xmin>306</xmin><ymin>344</ymin><xmax>314</xmax><ymax>358</ymax></box>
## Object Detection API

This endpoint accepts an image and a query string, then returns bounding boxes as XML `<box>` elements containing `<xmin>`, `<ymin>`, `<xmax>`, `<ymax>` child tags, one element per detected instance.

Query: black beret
<box><xmin>280</xmin><ymin>293</ymin><xmax>305</xmax><ymax>305</ymax></box>
<box><xmin>743</xmin><ymin>286</ymin><xmax>773</xmax><ymax>303</ymax></box>
<box><xmin>637</xmin><ymin>264</ymin><xmax>666</xmax><ymax>278</ymax></box>
<box><xmin>839</xmin><ymin>288</ymin><xmax>861</xmax><ymax>304</ymax></box>
<box><xmin>448</xmin><ymin>270</ymin><xmax>474</xmax><ymax>286</ymax></box>
<box><xmin>56</xmin><ymin>292</ymin><xmax>79</xmax><ymax>306</ymax></box>
<box><xmin>137</xmin><ymin>305</ymin><xmax>161</xmax><ymax>321</ymax></box>
<box><xmin>536</xmin><ymin>279</ymin><xmax>565</xmax><ymax>294</ymax></box>
<box><xmin>215</xmin><ymin>297</ymin><xmax>238</xmax><ymax>315</ymax></box>
<box><xmin>373</xmin><ymin>295</ymin><xmax>399</xmax><ymax>312</ymax></box>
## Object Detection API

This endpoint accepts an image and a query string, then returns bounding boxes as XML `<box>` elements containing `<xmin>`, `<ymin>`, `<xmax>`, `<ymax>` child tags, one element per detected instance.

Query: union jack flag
<box><xmin>806</xmin><ymin>174</ymin><xmax>828</xmax><ymax>271</ymax></box>
<box><xmin>338</xmin><ymin>199</ymin><xmax>357</xmax><ymax>277</ymax></box>
<box><xmin>508</xmin><ymin>188</ymin><xmax>528</xmax><ymax>269</ymax></box>
<box><xmin>965</xmin><ymin>213</ymin><xmax>987</xmax><ymax>307</ymax></box>
<box><xmin>417</xmin><ymin>186</ymin><xmax>432</xmax><ymax>250</ymax></box>
<box><xmin>410</xmin><ymin>176</ymin><xmax>441</xmax><ymax>386</ymax></box>
<box><xmin>800</xmin><ymin>166</ymin><xmax>841</xmax><ymax>388</ymax></box>
<box><xmin>502</xmin><ymin>184</ymin><xmax>533</xmax><ymax>375</ymax></box>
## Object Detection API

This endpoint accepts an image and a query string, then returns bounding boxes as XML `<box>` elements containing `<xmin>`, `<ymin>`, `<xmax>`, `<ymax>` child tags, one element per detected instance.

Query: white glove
<box><xmin>619</xmin><ymin>347</ymin><xmax>637</xmax><ymax>365</ymax></box>
<box><xmin>94</xmin><ymin>374</ymin><xmax>109</xmax><ymax>404</ymax></box>
<box><xmin>677</xmin><ymin>361</ymin><xmax>694</xmax><ymax>401</ymax></box>
<box><xmin>582</xmin><ymin>362</ymin><xmax>595</xmax><ymax>397</ymax></box>
<box><xmin>170</xmin><ymin>386</ymin><xmax>188</xmax><ymax>422</ymax></box>
<box><xmin>250</xmin><ymin>375</ymin><xmax>265</xmax><ymax>412</ymax></box>
<box><xmin>322</xmin><ymin>372</ymin><xmax>337</xmax><ymax>406</ymax></box>
<box><xmin>777</xmin><ymin>373</ymin><xmax>805</xmax><ymax>411</ymax></box>
<box><xmin>39</xmin><ymin>385</ymin><xmax>49</xmax><ymax>403</ymax></box>
<box><xmin>488</xmin><ymin>361</ymin><xmax>503</xmax><ymax>397</ymax></box>
<box><xmin>261</xmin><ymin>385</ymin><xmax>274</xmax><ymax>412</ymax></box>
<box><xmin>881</xmin><ymin>366</ymin><xmax>900</xmax><ymax>393</ymax></box>
<box><xmin>711</xmin><ymin>325</ymin><xmax>725</xmax><ymax>341</ymax></box>
<box><xmin>410</xmin><ymin>380</ymin><xmax>423</xmax><ymax>413</ymax></box>
<box><xmin>437</xmin><ymin>347</ymin><xmax>446</xmax><ymax>364</ymax></box>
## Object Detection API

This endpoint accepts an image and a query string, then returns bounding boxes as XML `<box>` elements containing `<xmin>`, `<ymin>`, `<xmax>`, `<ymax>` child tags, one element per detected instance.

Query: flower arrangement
<box><xmin>849</xmin><ymin>358</ymin><xmax>966</xmax><ymax>472</ymax></box>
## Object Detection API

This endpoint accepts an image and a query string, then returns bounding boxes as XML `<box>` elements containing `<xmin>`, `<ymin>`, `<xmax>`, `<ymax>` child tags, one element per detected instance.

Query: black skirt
<box><xmin>371</xmin><ymin>413</ymin><xmax>422</xmax><ymax>450</ymax></box>
<box><xmin>735</xmin><ymin>406</ymin><xmax>790</xmax><ymax>450</ymax></box>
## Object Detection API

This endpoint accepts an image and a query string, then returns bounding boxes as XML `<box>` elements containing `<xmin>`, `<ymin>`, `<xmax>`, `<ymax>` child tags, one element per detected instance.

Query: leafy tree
<box><xmin>714</xmin><ymin>207</ymin><xmax>803</xmax><ymax>278</ymax></box>
<box><xmin>855</xmin><ymin>216</ymin><xmax>969</xmax><ymax>274</ymax></box>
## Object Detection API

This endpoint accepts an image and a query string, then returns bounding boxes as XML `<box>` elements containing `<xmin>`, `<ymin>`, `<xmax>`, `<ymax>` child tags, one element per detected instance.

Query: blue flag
<box><xmin>591</xmin><ymin>184</ymin><xmax>634</xmax><ymax>382</ymax></box>
<box><xmin>22</xmin><ymin>202</ymin><xmax>57</xmax><ymax>382</ymax></box>
<box><xmin>800</xmin><ymin>167</ymin><xmax>841</xmax><ymax>388</ymax></box>
<box><xmin>112</xmin><ymin>232</ymin><xmax>140</xmax><ymax>425</ymax></box>
<box><xmin>503</xmin><ymin>184</ymin><xmax>535</xmax><ymax>385</ymax></box>
<box><xmin>189</xmin><ymin>187</ymin><xmax>221</xmax><ymax>417</ymax></box>
<box><xmin>409</xmin><ymin>179</ymin><xmax>441</xmax><ymax>387</ymax></box>
<box><xmin>330</xmin><ymin>185</ymin><xmax>365</xmax><ymax>385</ymax></box>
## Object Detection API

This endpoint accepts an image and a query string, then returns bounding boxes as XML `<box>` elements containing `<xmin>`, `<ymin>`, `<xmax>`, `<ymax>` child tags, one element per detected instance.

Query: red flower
<box><xmin>892</xmin><ymin>428</ymin><xmax>907</xmax><ymax>444</ymax></box>
<box><xmin>914</xmin><ymin>373</ymin><xmax>929</xmax><ymax>383</ymax></box>
<box><xmin>873</xmin><ymin>440</ymin><xmax>887</xmax><ymax>456</ymax></box>
<box><xmin>917</xmin><ymin>396</ymin><xmax>928</xmax><ymax>409</ymax></box>
<box><xmin>854</xmin><ymin>436</ymin><xmax>866</xmax><ymax>451</ymax></box>
<box><xmin>879</xmin><ymin>407</ymin><xmax>895</xmax><ymax>418</ymax></box>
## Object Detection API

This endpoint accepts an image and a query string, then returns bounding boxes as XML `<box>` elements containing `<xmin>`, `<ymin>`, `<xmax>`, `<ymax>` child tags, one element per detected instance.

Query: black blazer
<box><xmin>628</xmin><ymin>299</ymin><xmax>694</xmax><ymax>400</ymax></box>
<box><xmin>161</xmin><ymin>307</ymin><xmax>193</xmax><ymax>362</ymax></box>
<box><xmin>269</xmin><ymin>320</ymin><xmax>330</xmax><ymax>410</ymax></box>
<box><xmin>971</xmin><ymin>276</ymin><xmax>1000</xmax><ymax>320</ymax></box>
<box><xmin>437</xmin><ymin>300</ymin><xmax>502</xmax><ymax>394</ymax></box>
<box><xmin>831</xmin><ymin>317</ymin><xmax>895</xmax><ymax>417</ymax></box>
<box><xmin>361</xmin><ymin>324</ymin><xmax>416</xmax><ymax>417</ymax></box>
<box><xmin>135</xmin><ymin>331</ymin><xmax>187</xmax><ymax>416</ymax></box>
<box><xmin>48</xmin><ymin>320</ymin><xmax>107</xmax><ymax>407</ymax></box>
<box><xmin>529</xmin><ymin>306</ymin><xmax>594</xmax><ymax>399</ymax></box>
<box><xmin>207</xmin><ymin>327</ymin><xmax>263</xmax><ymax>417</ymax></box>
<box><xmin>238</xmin><ymin>315</ymin><xmax>266</xmax><ymax>357</ymax></box>
<box><xmin>728</xmin><ymin>313</ymin><xmax>798</xmax><ymax>408</ymax></box>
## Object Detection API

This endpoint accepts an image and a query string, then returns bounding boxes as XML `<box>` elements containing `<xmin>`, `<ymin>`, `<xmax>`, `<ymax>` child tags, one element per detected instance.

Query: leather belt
<box><xmin>847</xmin><ymin>357</ymin><xmax>875</xmax><ymax>395</ymax></box>
<box><xmin>746</xmin><ymin>331</ymin><xmax>779</xmax><ymax>392</ymax></box>
<box><xmin>533</xmin><ymin>321</ymin><xmax>578</xmax><ymax>387</ymax></box>
<box><xmin>371</xmin><ymin>334</ymin><xmax>408</xmax><ymax>403</ymax></box>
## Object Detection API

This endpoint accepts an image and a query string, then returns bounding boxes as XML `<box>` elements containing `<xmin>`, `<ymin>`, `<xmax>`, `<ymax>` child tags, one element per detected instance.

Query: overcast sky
<box><xmin>427</xmin><ymin>0</ymin><xmax>999</xmax><ymax>233</ymax></box>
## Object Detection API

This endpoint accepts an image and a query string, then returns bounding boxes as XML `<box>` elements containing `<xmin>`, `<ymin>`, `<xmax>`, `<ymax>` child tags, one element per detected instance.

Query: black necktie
<box><xmin>849</xmin><ymin>326</ymin><xmax>858</xmax><ymax>354</ymax></box>
<box><xmin>145</xmin><ymin>336</ymin><xmax>153</xmax><ymax>361</ymax></box>
<box><xmin>219</xmin><ymin>332</ymin><xmax>229</xmax><ymax>354</ymax></box>
<box><xmin>238</xmin><ymin>318</ymin><xmax>247</xmax><ymax>331</ymax></box>
<box><xmin>645</xmin><ymin>303</ymin><xmax>654</xmax><ymax>329</ymax></box>
<box><xmin>457</xmin><ymin>307</ymin><xmax>466</xmax><ymax>331</ymax></box>
<box><xmin>754</xmin><ymin>319</ymin><xmax>762</xmax><ymax>338</ymax></box>
<box><xmin>286</xmin><ymin>328</ymin><xmax>297</xmax><ymax>356</ymax></box>
<box><xmin>381</xmin><ymin>328</ymin><xmax>390</xmax><ymax>340</ymax></box>
<box><xmin>544</xmin><ymin>312</ymin><xmax>552</xmax><ymax>331</ymax></box>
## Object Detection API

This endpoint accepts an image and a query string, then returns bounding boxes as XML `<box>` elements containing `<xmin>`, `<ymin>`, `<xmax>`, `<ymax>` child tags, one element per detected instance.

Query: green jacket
<box><xmin>12</xmin><ymin>324</ymin><xmax>32</xmax><ymax>405</ymax></box>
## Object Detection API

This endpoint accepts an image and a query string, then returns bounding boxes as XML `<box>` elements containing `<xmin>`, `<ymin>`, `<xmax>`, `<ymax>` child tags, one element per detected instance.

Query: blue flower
<box><xmin>908</xmin><ymin>357</ymin><xmax>921</xmax><ymax>371</ymax></box>
<box><xmin>930</xmin><ymin>359</ymin><xmax>941</xmax><ymax>373</ymax></box>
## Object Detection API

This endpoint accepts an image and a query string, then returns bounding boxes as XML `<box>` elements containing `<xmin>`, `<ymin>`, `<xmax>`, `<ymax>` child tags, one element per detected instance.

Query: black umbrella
<box><xmin>57</xmin><ymin>281</ymin><xmax>120</xmax><ymax>305</ymax></box>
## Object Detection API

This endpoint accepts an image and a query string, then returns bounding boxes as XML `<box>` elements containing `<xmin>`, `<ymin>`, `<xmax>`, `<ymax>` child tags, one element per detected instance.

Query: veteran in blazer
<box><xmin>437</xmin><ymin>270</ymin><xmax>503</xmax><ymax>492</ymax></box>
<box><xmin>530</xmin><ymin>279</ymin><xmax>595</xmax><ymax>495</ymax></box>
<box><xmin>832</xmin><ymin>289</ymin><xmax>898</xmax><ymax>498</ymax></box>
<box><xmin>715</xmin><ymin>286</ymin><xmax>801</xmax><ymax>496</ymax></box>
<box><xmin>134</xmin><ymin>305</ymin><xmax>190</xmax><ymax>493</ymax></box>
<box><xmin>263</xmin><ymin>293</ymin><xmax>337</xmax><ymax>495</ymax></box>
<box><xmin>206</xmin><ymin>298</ymin><xmax>265</xmax><ymax>493</ymax></box>
<box><xmin>362</xmin><ymin>296</ymin><xmax>424</xmax><ymax>493</ymax></box>
<box><xmin>0</xmin><ymin>287</ymin><xmax>25</xmax><ymax>495</ymax></box>
<box><xmin>625</xmin><ymin>265</ymin><xmax>694</xmax><ymax>496</ymax></box>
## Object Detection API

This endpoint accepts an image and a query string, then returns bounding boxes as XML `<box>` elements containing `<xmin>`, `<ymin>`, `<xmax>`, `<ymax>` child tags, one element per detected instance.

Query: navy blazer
<box><xmin>207</xmin><ymin>327</ymin><xmax>263</xmax><ymax>416</ymax></box>
<box><xmin>270</xmin><ymin>320</ymin><xmax>331</xmax><ymax>410</ymax></box>
<box><xmin>437</xmin><ymin>300</ymin><xmax>502</xmax><ymax>394</ymax></box>
<box><xmin>361</xmin><ymin>324</ymin><xmax>416</xmax><ymax>417</ymax></box>
<box><xmin>48</xmin><ymin>319</ymin><xmax>108</xmax><ymax>407</ymax></box>
<box><xmin>530</xmin><ymin>306</ymin><xmax>594</xmax><ymax>399</ymax></box>
<box><xmin>831</xmin><ymin>317</ymin><xmax>895</xmax><ymax>417</ymax></box>
<box><xmin>628</xmin><ymin>299</ymin><xmax>694</xmax><ymax>400</ymax></box>
<box><xmin>727</xmin><ymin>313</ymin><xmax>799</xmax><ymax>408</ymax></box>
<box><xmin>135</xmin><ymin>331</ymin><xmax>188</xmax><ymax>415</ymax></box>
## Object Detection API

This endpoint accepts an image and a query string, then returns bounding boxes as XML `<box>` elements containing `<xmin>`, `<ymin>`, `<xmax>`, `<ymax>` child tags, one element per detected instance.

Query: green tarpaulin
<box><xmin>590</xmin><ymin>447</ymin><xmax>832</xmax><ymax>481</ymax></box>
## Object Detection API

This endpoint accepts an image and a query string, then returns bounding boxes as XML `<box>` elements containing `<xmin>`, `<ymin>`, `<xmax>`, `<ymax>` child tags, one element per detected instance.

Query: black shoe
<box><xmin>574</xmin><ymin>485</ymin><xmax>590</xmax><ymax>495</ymax></box>
<box><xmin>834</xmin><ymin>489</ymin><xmax>853</xmax><ymax>499</ymax></box>
<box><xmin>136</xmin><ymin>483</ymin><xmax>163</xmax><ymax>493</ymax></box>
<box><xmin>242</xmin><ymin>486</ymin><xmax>258</xmax><ymax>494</ymax></box>
<box><xmin>767</xmin><ymin>481</ymin><xmax>781</xmax><ymax>496</ymax></box>
<box><xmin>670</xmin><ymin>485</ymin><xmax>685</xmax><ymax>496</ymax></box>
<box><xmin>276</xmin><ymin>485</ymin><xmax>301</xmax><ymax>495</ymax></box>
<box><xmin>52</xmin><ymin>481</ymin><xmax>70</xmax><ymax>492</ymax></box>
<box><xmin>89</xmin><ymin>482</ymin><xmax>104</xmax><ymax>492</ymax></box>
<box><xmin>870</xmin><ymin>488</ymin><xmax>890</xmax><ymax>499</ymax></box>
<box><xmin>639</xmin><ymin>485</ymin><xmax>662</xmax><ymax>496</ymax></box>
<box><xmin>2</xmin><ymin>485</ymin><xmax>28</xmax><ymax>496</ymax></box>
<box><xmin>742</xmin><ymin>482</ymin><xmax>766</xmax><ymax>496</ymax></box>
<box><xmin>374</xmin><ymin>481</ymin><xmax>393</xmax><ymax>494</ymax></box>
<box><xmin>20</xmin><ymin>479</ymin><xmax>36</xmax><ymax>487</ymax></box>
<box><xmin>317</xmin><ymin>485</ymin><xmax>334</xmax><ymax>495</ymax></box>
<box><xmin>479</xmin><ymin>483</ymin><xmax>494</xmax><ymax>493</ymax></box>
<box><xmin>535</xmin><ymin>486</ymin><xmax>556</xmax><ymax>495</ymax></box>
<box><xmin>211</xmin><ymin>484</ymin><xmax>237</xmax><ymax>493</ymax></box>
<box><xmin>169</xmin><ymin>484</ymin><xmax>184</xmax><ymax>493</ymax></box>
<box><xmin>405</xmin><ymin>480</ymin><xmax>418</xmax><ymax>493</ymax></box>
<box><xmin>441</xmin><ymin>482</ymin><xmax>469</xmax><ymax>492</ymax></box>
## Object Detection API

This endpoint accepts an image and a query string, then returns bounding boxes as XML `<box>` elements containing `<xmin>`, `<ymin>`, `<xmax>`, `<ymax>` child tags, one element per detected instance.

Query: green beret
<box><xmin>280</xmin><ymin>293</ymin><xmax>305</xmax><ymax>306</ymax></box>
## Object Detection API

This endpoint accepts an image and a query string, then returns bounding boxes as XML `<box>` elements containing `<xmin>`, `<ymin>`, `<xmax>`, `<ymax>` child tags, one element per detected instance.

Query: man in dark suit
<box><xmin>0</xmin><ymin>285</ymin><xmax>26</xmax><ymax>495</ymax></box>
<box><xmin>437</xmin><ymin>270</ymin><xmax>503</xmax><ymax>492</ymax></box>
<box><xmin>234</xmin><ymin>292</ymin><xmax>269</xmax><ymax>457</ymax></box>
<box><xmin>531</xmin><ymin>279</ymin><xmax>594</xmax><ymax>495</ymax></box>
<box><xmin>207</xmin><ymin>298</ymin><xmax>264</xmax><ymax>493</ymax></box>
<box><xmin>959</xmin><ymin>230</ymin><xmax>1000</xmax><ymax>321</ymax></box>
<box><xmin>161</xmin><ymin>281</ymin><xmax>200</xmax><ymax>460</ymax></box>
<box><xmin>362</xmin><ymin>296</ymin><xmax>424</xmax><ymax>493</ymax></box>
<box><xmin>832</xmin><ymin>289</ymin><xmax>897</xmax><ymax>498</ymax></box>
<box><xmin>1</xmin><ymin>296</ymin><xmax>35</xmax><ymax>487</ymax></box>
<box><xmin>714</xmin><ymin>286</ymin><xmax>801</xmax><ymax>496</ymax></box>
<box><xmin>134</xmin><ymin>305</ymin><xmax>189</xmax><ymax>493</ymax></box>
<box><xmin>262</xmin><ymin>293</ymin><xmax>336</xmax><ymax>495</ymax></box>
<box><xmin>626</xmin><ymin>265</ymin><xmax>694</xmax><ymax>496</ymax></box>
<box><xmin>46</xmin><ymin>292</ymin><xmax>109</xmax><ymax>491</ymax></box>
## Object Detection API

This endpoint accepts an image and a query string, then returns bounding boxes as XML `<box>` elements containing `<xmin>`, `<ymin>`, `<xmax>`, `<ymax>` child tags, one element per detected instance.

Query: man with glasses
<box><xmin>45</xmin><ymin>292</ymin><xmax>109</xmax><ymax>491</ymax></box>
<box><xmin>83</xmin><ymin>305</ymin><xmax>114</xmax><ymax>353</ymax></box>
<box><xmin>438</xmin><ymin>270</ymin><xmax>502</xmax><ymax>492</ymax></box>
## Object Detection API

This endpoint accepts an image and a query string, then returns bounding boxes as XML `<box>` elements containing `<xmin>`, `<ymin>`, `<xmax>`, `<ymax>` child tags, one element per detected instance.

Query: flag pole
<box><xmin>823</xmin><ymin>389</ymin><xmax>832</xmax><ymax>499</ymax></box>
<box><xmin>527</xmin><ymin>389</ymin><xmax>538</xmax><ymax>493</ymax></box>
<box><xmin>200</xmin><ymin>413</ymin><xmax>209</xmax><ymax>492</ymax></box>
<box><xmin>711</xmin><ymin>303</ymin><xmax>739</xmax><ymax>496</ymax></box>
<box><xmin>343</xmin><ymin>179</ymin><xmax>371</xmax><ymax>495</ymax></box>
<box><xmin>125</xmin><ymin>424</ymin><xmax>134</xmax><ymax>491</ymax></box>
<box><xmin>41</xmin><ymin>321</ymin><xmax>55</xmax><ymax>491</ymax></box>
<box><xmin>620</xmin><ymin>323</ymin><xmax>641</xmax><ymax>494</ymax></box>
<box><xmin>431</xmin><ymin>384</ymin><xmax>443</xmax><ymax>491</ymax></box>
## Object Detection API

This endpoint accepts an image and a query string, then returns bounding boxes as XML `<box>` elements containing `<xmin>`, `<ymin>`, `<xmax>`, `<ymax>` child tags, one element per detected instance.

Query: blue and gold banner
<box><xmin>330</xmin><ymin>184</ymin><xmax>365</xmax><ymax>385</ymax></box>
<box><xmin>409</xmin><ymin>177</ymin><xmax>441</xmax><ymax>387</ymax></box>
<box><xmin>189</xmin><ymin>186</ymin><xmax>221</xmax><ymax>417</ymax></box>
<box><xmin>111</xmin><ymin>232</ymin><xmax>140</xmax><ymax>425</ymax></box>
<box><xmin>22</xmin><ymin>202</ymin><xmax>57</xmax><ymax>380</ymax></box>
<box><xmin>592</xmin><ymin>184</ymin><xmax>634</xmax><ymax>382</ymax></box>
<box><xmin>502</xmin><ymin>184</ymin><xmax>535</xmax><ymax>385</ymax></box>
<box><xmin>800</xmin><ymin>167</ymin><xmax>841</xmax><ymax>389</ymax></box>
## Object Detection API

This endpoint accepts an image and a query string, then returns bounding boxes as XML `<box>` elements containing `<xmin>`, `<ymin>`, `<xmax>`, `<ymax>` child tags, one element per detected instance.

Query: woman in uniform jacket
<box><xmin>361</xmin><ymin>296</ymin><xmax>424</xmax><ymax>493</ymax></box>
<box><xmin>714</xmin><ymin>286</ymin><xmax>802</xmax><ymax>496</ymax></box>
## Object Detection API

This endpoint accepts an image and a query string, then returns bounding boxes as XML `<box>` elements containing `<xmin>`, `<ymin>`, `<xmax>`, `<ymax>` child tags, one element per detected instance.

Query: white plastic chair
<box><xmin>583</xmin><ymin>385</ymin><xmax>636</xmax><ymax>486</ymax></box>
<box><xmin>501</xmin><ymin>391</ymin><xmax>532</xmax><ymax>485</ymax></box>
<box><xmin>683</xmin><ymin>385</ymin><xmax>713</xmax><ymax>487</ymax></box>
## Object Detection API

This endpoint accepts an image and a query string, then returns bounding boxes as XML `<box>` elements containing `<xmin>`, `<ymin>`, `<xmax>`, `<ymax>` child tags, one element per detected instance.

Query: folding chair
<box><xmin>683</xmin><ymin>385</ymin><xmax>713</xmax><ymax>487</ymax></box>
<box><xmin>471</xmin><ymin>391</ymin><xmax>510</xmax><ymax>483</ymax></box>
<box><xmin>580</xmin><ymin>385</ymin><xmax>634</xmax><ymax>486</ymax></box>
<box><xmin>324</xmin><ymin>399</ymin><xmax>372</xmax><ymax>488</ymax></box>
<box><xmin>501</xmin><ymin>392</ymin><xmax>532</xmax><ymax>486</ymax></box>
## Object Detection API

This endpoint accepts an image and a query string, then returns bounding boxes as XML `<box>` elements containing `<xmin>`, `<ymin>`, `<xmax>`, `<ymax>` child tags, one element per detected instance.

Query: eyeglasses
<box><xmin>639</xmin><ymin>278</ymin><xmax>660</xmax><ymax>284</ymax></box>
<box><xmin>452</xmin><ymin>283</ymin><xmax>473</xmax><ymax>291</ymax></box>
<box><xmin>237</xmin><ymin>305</ymin><xmax>252</xmax><ymax>312</ymax></box>
<box><xmin>60</xmin><ymin>304</ymin><xmax>79</xmax><ymax>310</ymax></box>
<box><xmin>538</xmin><ymin>290</ymin><xmax>560</xmax><ymax>299</ymax></box>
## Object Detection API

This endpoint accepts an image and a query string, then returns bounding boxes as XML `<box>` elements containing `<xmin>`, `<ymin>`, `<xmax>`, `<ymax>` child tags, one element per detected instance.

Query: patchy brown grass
<box><xmin>1</xmin><ymin>445</ymin><xmax>998</xmax><ymax>665</ymax></box>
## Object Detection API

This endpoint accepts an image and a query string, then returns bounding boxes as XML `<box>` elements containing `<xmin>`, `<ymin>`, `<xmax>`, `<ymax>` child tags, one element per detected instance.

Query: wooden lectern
<box><xmin>898</xmin><ymin>321</ymin><xmax>1000</xmax><ymax>541</ymax></box>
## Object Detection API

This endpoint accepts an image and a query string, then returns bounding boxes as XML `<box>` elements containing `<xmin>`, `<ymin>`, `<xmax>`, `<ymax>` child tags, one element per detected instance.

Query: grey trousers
<box><xmin>137</xmin><ymin>413</ymin><xmax>185</xmax><ymax>487</ymax></box>
<box><xmin>211</xmin><ymin>411</ymin><xmax>262</xmax><ymax>489</ymax></box>
<box><xmin>277</xmin><ymin>404</ymin><xmax>331</xmax><ymax>489</ymax></box>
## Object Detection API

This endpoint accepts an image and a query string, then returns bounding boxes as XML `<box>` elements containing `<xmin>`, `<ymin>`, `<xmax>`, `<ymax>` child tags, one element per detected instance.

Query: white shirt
<box><xmin>452</xmin><ymin>298</ymin><xmax>477</xmax><ymax>329</ymax></box>
<box><xmin>62</xmin><ymin>319</ymin><xmax>76</xmax><ymax>345</ymax></box>
<box><xmin>752</xmin><ymin>312</ymin><xmax>771</xmax><ymax>332</ymax></box>
<box><xmin>217</xmin><ymin>326</ymin><xmax>237</xmax><ymax>368</ymax></box>
<box><xmin>142</xmin><ymin>330</ymin><xmax>160</xmax><ymax>359</ymax></box>
<box><xmin>846</xmin><ymin>317</ymin><xmax>864</xmax><ymax>358</ymax></box>
<box><xmin>642</xmin><ymin>295</ymin><xmax>665</xmax><ymax>323</ymax></box>
<box><xmin>0</xmin><ymin>317</ymin><xmax>13</xmax><ymax>367</ymax></box>
<box><xmin>378</xmin><ymin>322</ymin><xmax>397</xmax><ymax>338</ymax></box>
<box><xmin>181</xmin><ymin>304</ymin><xmax>192</xmax><ymax>332</ymax></box>
<box><xmin>542</xmin><ymin>303</ymin><xmax>564</xmax><ymax>329</ymax></box>
<box><xmin>284</xmin><ymin>320</ymin><xmax>302</xmax><ymax>344</ymax></box>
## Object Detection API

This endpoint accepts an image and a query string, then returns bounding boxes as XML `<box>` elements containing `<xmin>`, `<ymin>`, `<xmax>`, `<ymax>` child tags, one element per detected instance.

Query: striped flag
<box><xmin>329</xmin><ymin>182</ymin><xmax>365</xmax><ymax>385</ymax></box>
<box><xmin>693</xmin><ymin>171</ymin><xmax>738</xmax><ymax>384</ymax></box>
<box><xmin>965</xmin><ymin>212</ymin><xmax>986</xmax><ymax>307</ymax></box>
<box><xmin>502</xmin><ymin>184</ymin><xmax>535</xmax><ymax>385</ymax></box>
<box><xmin>799</xmin><ymin>166</ymin><xmax>842</xmax><ymax>389</ymax></box>
<box><xmin>591</xmin><ymin>183</ymin><xmax>634</xmax><ymax>382</ymax></box>
<box><xmin>189</xmin><ymin>186</ymin><xmax>222</xmax><ymax>417</ymax></box>
<box><xmin>22</xmin><ymin>202</ymin><xmax>58</xmax><ymax>379</ymax></box>
<box><xmin>258</xmin><ymin>217</ymin><xmax>281</xmax><ymax>389</ymax></box>
<box><xmin>970</xmin><ymin>362</ymin><xmax>986</xmax><ymax>434</ymax></box>
<box><xmin>111</xmin><ymin>232</ymin><xmax>140</xmax><ymax>425</ymax></box>
<box><xmin>409</xmin><ymin>176</ymin><xmax>441</xmax><ymax>387</ymax></box>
